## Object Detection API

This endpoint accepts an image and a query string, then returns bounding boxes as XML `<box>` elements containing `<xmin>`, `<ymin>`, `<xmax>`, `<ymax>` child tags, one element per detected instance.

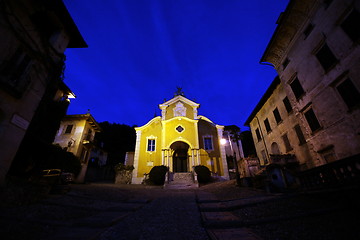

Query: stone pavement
<box><xmin>1</xmin><ymin>180</ymin><xmax>359</xmax><ymax>240</ymax></box>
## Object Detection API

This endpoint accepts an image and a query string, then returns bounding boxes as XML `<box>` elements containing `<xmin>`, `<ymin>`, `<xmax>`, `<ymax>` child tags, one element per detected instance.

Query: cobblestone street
<box><xmin>0</xmin><ymin>180</ymin><xmax>359</xmax><ymax>240</ymax></box>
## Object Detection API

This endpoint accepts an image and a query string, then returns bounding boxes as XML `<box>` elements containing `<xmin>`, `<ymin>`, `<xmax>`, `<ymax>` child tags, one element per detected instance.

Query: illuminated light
<box><xmin>220</xmin><ymin>138</ymin><xmax>227</xmax><ymax>145</ymax></box>
<box><xmin>67</xmin><ymin>92</ymin><xmax>76</xmax><ymax>99</ymax></box>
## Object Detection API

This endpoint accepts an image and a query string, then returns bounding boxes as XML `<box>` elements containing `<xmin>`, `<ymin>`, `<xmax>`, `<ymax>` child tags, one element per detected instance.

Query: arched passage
<box><xmin>170</xmin><ymin>141</ymin><xmax>189</xmax><ymax>172</ymax></box>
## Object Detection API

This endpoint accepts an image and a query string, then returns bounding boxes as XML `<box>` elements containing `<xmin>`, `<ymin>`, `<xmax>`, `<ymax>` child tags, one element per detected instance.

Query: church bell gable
<box><xmin>159</xmin><ymin>95</ymin><xmax>200</xmax><ymax>121</ymax></box>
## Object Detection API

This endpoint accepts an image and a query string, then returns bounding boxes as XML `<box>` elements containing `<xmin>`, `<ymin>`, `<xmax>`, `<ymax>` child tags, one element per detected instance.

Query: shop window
<box><xmin>304</xmin><ymin>108</ymin><xmax>321</xmax><ymax>132</ymax></box>
<box><xmin>341</xmin><ymin>9</ymin><xmax>360</xmax><ymax>42</ymax></box>
<box><xmin>290</xmin><ymin>77</ymin><xmax>305</xmax><ymax>100</ymax></box>
<box><xmin>315</xmin><ymin>43</ymin><xmax>337</xmax><ymax>72</ymax></box>
<box><xmin>336</xmin><ymin>78</ymin><xmax>360</xmax><ymax>109</ymax></box>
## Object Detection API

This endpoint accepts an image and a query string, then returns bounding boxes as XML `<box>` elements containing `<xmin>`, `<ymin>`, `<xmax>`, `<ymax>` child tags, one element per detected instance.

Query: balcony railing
<box><xmin>297</xmin><ymin>154</ymin><xmax>360</xmax><ymax>191</ymax></box>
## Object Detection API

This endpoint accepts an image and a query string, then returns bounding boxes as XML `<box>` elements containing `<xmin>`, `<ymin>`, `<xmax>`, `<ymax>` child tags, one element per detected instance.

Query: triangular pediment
<box><xmin>160</xmin><ymin>95</ymin><xmax>199</xmax><ymax>109</ymax></box>
<box><xmin>159</xmin><ymin>95</ymin><xmax>200</xmax><ymax>120</ymax></box>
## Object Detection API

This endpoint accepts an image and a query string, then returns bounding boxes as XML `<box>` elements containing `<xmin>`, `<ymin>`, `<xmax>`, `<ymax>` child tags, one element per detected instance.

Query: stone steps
<box><xmin>164</xmin><ymin>172</ymin><xmax>198</xmax><ymax>189</ymax></box>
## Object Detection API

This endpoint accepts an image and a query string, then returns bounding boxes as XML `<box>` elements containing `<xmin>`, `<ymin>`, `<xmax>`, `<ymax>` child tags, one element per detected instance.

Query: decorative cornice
<box><xmin>135</xmin><ymin>116</ymin><xmax>161</xmax><ymax>131</ymax></box>
<box><xmin>260</xmin><ymin>0</ymin><xmax>318</xmax><ymax>68</ymax></box>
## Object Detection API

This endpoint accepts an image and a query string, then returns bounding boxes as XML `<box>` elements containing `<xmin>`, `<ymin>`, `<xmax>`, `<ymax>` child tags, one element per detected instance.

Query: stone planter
<box><xmin>115</xmin><ymin>170</ymin><xmax>133</xmax><ymax>184</ymax></box>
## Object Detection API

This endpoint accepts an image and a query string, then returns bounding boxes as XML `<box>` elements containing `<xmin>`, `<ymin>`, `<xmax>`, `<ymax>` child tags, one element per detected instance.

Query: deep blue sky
<box><xmin>63</xmin><ymin>0</ymin><xmax>289</xmax><ymax>129</ymax></box>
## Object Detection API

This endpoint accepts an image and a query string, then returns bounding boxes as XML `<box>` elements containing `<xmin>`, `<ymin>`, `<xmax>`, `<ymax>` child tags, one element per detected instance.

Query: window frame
<box><xmin>290</xmin><ymin>77</ymin><xmax>305</xmax><ymax>100</ymax></box>
<box><xmin>294</xmin><ymin>124</ymin><xmax>306</xmax><ymax>145</ymax></box>
<box><xmin>264</xmin><ymin>118</ymin><xmax>271</xmax><ymax>133</ymax></box>
<box><xmin>336</xmin><ymin>78</ymin><xmax>360</xmax><ymax>110</ymax></box>
<box><xmin>303</xmin><ymin>23</ymin><xmax>314</xmax><ymax>39</ymax></box>
<box><xmin>304</xmin><ymin>108</ymin><xmax>322</xmax><ymax>133</ymax></box>
<box><xmin>203</xmin><ymin>136</ymin><xmax>214</xmax><ymax>151</ymax></box>
<box><xmin>0</xmin><ymin>46</ymin><xmax>32</xmax><ymax>98</ymax></box>
<box><xmin>255</xmin><ymin>128</ymin><xmax>262</xmax><ymax>142</ymax></box>
<box><xmin>273</xmin><ymin>108</ymin><xmax>282</xmax><ymax>124</ymax></box>
<box><xmin>283</xmin><ymin>96</ymin><xmax>293</xmax><ymax>113</ymax></box>
<box><xmin>315</xmin><ymin>42</ymin><xmax>338</xmax><ymax>73</ymax></box>
<box><xmin>282</xmin><ymin>133</ymin><xmax>293</xmax><ymax>152</ymax></box>
<box><xmin>147</xmin><ymin>138</ymin><xmax>156</xmax><ymax>152</ymax></box>
<box><xmin>64</xmin><ymin>124</ymin><xmax>73</xmax><ymax>134</ymax></box>
<box><xmin>340</xmin><ymin>8</ymin><xmax>360</xmax><ymax>43</ymax></box>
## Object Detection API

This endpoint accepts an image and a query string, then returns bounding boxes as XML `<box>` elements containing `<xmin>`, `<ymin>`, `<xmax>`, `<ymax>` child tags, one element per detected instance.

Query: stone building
<box><xmin>0</xmin><ymin>0</ymin><xmax>86</xmax><ymax>184</ymax></box>
<box><xmin>259</xmin><ymin>0</ymin><xmax>360</xmax><ymax>167</ymax></box>
<box><xmin>245</xmin><ymin>76</ymin><xmax>315</xmax><ymax>170</ymax></box>
<box><xmin>53</xmin><ymin>113</ymin><xmax>101</xmax><ymax>183</ymax></box>
<box><xmin>131</xmin><ymin>90</ymin><xmax>229</xmax><ymax>184</ymax></box>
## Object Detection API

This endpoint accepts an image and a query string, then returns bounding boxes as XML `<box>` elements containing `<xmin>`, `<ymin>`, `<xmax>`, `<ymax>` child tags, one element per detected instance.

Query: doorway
<box><xmin>170</xmin><ymin>141</ymin><xmax>189</xmax><ymax>172</ymax></box>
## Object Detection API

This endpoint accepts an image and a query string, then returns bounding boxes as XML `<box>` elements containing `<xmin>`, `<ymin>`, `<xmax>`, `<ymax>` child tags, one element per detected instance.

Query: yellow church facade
<box><xmin>131</xmin><ymin>92</ymin><xmax>229</xmax><ymax>184</ymax></box>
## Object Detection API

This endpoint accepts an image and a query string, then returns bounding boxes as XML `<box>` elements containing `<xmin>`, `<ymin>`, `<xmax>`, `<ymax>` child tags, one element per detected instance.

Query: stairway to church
<box><xmin>164</xmin><ymin>172</ymin><xmax>199</xmax><ymax>189</ymax></box>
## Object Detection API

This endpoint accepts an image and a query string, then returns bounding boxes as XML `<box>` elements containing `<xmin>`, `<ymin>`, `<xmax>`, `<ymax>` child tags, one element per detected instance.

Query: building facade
<box><xmin>0</xmin><ymin>0</ymin><xmax>86</xmax><ymax>184</ymax></box>
<box><xmin>131</xmin><ymin>91</ymin><xmax>229</xmax><ymax>184</ymax></box>
<box><xmin>245</xmin><ymin>77</ymin><xmax>315</xmax><ymax>170</ymax></box>
<box><xmin>53</xmin><ymin>113</ymin><xmax>101</xmax><ymax>183</ymax></box>
<box><xmin>259</xmin><ymin>0</ymin><xmax>360</xmax><ymax>167</ymax></box>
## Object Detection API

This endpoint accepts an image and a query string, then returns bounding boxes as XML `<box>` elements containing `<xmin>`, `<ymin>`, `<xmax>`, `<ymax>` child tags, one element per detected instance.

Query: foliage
<box><xmin>95</xmin><ymin>121</ymin><xmax>136</xmax><ymax>166</ymax></box>
<box><xmin>148</xmin><ymin>165</ymin><xmax>168</xmax><ymax>185</ymax></box>
<box><xmin>114</xmin><ymin>163</ymin><xmax>134</xmax><ymax>173</ymax></box>
<box><xmin>194</xmin><ymin>165</ymin><xmax>212</xmax><ymax>183</ymax></box>
<box><xmin>36</xmin><ymin>144</ymin><xmax>81</xmax><ymax>176</ymax></box>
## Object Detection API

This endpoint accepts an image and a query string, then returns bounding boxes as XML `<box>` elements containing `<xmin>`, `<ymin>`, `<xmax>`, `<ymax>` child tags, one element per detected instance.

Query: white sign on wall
<box><xmin>11</xmin><ymin>114</ymin><xmax>29</xmax><ymax>130</ymax></box>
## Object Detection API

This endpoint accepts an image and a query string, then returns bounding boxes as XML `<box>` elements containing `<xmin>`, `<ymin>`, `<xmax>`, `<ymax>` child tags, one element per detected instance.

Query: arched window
<box><xmin>271</xmin><ymin>142</ymin><xmax>280</xmax><ymax>155</ymax></box>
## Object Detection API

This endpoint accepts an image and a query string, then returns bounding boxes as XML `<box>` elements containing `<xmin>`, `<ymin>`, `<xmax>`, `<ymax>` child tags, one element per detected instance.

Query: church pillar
<box><xmin>196</xmin><ymin>149</ymin><xmax>200</xmax><ymax>165</ymax></box>
<box><xmin>191</xmin><ymin>149</ymin><xmax>195</xmax><ymax>167</ymax></box>
<box><xmin>161</xmin><ymin>149</ymin><xmax>165</xmax><ymax>165</ymax></box>
<box><xmin>169</xmin><ymin>149</ymin><xmax>173</xmax><ymax>172</ymax></box>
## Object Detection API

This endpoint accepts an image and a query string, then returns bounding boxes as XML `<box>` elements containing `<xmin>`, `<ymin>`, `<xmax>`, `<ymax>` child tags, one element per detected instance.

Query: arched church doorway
<box><xmin>170</xmin><ymin>141</ymin><xmax>189</xmax><ymax>172</ymax></box>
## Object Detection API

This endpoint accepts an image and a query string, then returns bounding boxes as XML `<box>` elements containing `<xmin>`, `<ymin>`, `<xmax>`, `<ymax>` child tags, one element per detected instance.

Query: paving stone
<box><xmin>206</xmin><ymin>228</ymin><xmax>263</xmax><ymax>240</ymax></box>
<box><xmin>196</xmin><ymin>191</ymin><xmax>219</xmax><ymax>203</ymax></box>
<box><xmin>201</xmin><ymin>211</ymin><xmax>241</xmax><ymax>222</ymax></box>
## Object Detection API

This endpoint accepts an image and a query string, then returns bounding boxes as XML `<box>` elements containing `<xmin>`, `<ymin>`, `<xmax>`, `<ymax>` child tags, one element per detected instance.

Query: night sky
<box><xmin>63</xmin><ymin>0</ymin><xmax>289</xmax><ymax>129</ymax></box>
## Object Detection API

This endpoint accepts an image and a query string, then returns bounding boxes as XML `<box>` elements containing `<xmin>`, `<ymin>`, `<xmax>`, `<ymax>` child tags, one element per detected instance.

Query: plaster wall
<box><xmin>273</xmin><ymin>0</ymin><xmax>360</xmax><ymax>164</ymax></box>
